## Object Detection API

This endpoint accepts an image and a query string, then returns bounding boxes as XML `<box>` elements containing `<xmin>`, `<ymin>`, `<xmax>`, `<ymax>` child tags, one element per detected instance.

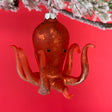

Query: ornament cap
<box><xmin>45</xmin><ymin>13</ymin><xmax>57</xmax><ymax>20</ymax></box>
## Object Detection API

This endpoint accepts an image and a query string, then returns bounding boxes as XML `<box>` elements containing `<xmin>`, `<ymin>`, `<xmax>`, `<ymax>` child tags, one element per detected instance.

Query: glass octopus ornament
<box><xmin>11</xmin><ymin>13</ymin><xmax>95</xmax><ymax>99</ymax></box>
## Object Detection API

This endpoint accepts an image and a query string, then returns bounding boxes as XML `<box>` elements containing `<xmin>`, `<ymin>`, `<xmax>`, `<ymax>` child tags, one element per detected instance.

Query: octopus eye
<box><xmin>64</xmin><ymin>49</ymin><xmax>66</xmax><ymax>53</ymax></box>
<box><xmin>47</xmin><ymin>49</ymin><xmax>50</xmax><ymax>52</ymax></box>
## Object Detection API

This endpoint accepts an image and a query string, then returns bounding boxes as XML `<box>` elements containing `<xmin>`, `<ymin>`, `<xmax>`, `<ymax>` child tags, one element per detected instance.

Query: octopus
<box><xmin>11</xmin><ymin>18</ymin><xmax>95</xmax><ymax>99</ymax></box>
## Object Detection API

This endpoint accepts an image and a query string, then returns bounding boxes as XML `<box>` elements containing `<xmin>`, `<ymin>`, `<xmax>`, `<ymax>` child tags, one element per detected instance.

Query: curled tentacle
<box><xmin>64</xmin><ymin>43</ymin><xmax>95</xmax><ymax>85</ymax></box>
<box><xmin>63</xmin><ymin>43</ymin><xmax>81</xmax><ymax>75</ymax></box>
<box><xmin>63</xmin><ymin>87</ymin><xmax>74</xmax><ymax>99</ymax></box>
<box><xmin>78</xmin><ymin>44</ymin><xmax>95</xmax><ymax>84</ymax></box>
<box><xmin>51</xmin><ymin>78</ymin><xmax>74</xmax><ymax>99</ymax></box>
<box><xmin>11</xmin><ymin>45</ymin><xmax>27</xmax><ymax>81</ymax></box>
<box><xmin>11</xmin><ymin>45</ymin><xmax>40</xmax><ymax>86</ymax></box>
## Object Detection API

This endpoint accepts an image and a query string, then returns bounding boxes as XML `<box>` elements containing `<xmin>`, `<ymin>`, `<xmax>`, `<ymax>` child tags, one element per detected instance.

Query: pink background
<box><xmin>0</xmin><ymin>2</ymin><xmax>112</xmax><ymax>112</ymax></box>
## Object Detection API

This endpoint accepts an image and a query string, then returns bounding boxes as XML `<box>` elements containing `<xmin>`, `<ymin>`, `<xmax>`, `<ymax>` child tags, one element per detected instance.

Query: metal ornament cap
<box><xmin>45</xmin><ymin>13</ymin><xmax>57</xmax><ymax>19</ymax></box>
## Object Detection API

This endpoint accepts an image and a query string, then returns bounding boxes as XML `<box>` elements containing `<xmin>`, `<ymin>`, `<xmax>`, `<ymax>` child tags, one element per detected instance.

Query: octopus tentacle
<box><xmin>51</xmin><ymin>78</ymin><xmax>74</xmax><ymax>99</ymax></box>
<box><xmin>64</xmin><ymin>43</ymin><xmax>95</xmax><ymax>85</ymax></box>
<box><xmin>63</xmin><ymin>87</ymin><xmax>74</xmax><ymax>99</ymax></box>
<box><xmin>37</xmin><ymin>50</ymin><xmax>50</xmax><ymax>95</ymax></box>
<box><xmin>11</xmin><ymin>45</ymin><xmax>40</xmax><ymax>86</ymax></box>
<box><xmin>11</xmin><ymin>45</ymin><xmax>27</xmax><ymax>81</ymax></box>
<box><xmin>63</xmin><ymin>43</ymin><xmax>81</xmax><ymax>76</ymax></box>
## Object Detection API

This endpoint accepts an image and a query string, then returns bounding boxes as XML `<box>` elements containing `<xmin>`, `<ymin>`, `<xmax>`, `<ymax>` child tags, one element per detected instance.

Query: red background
<box><xmin>0</xmin><ymin>3</ymin><xmax>112</xmax><ymax>112</ymax></box>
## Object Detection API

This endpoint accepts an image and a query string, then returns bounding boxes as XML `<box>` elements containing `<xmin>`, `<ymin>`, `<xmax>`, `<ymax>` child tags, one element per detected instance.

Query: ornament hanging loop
<box><xmin>45</xmin><ymin>0</ymin><xmax>57</xmax><ymax>20</ymax></box>
<box><xmin>46</xmin><ymin>0</ymin><xmax>57</xmax><ymax>20</ymax></box>
<box><xmin>47</xmin><ymin>0</ymin><xmax>53</xmax><ymax>13</ymax></box>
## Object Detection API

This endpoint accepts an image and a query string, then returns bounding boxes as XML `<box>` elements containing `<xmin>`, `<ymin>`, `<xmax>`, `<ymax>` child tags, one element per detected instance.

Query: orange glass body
<box><xmin>11</xmin><ymin>18</ymin><xmax>95</xmax><ymax>99</ymax></box>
